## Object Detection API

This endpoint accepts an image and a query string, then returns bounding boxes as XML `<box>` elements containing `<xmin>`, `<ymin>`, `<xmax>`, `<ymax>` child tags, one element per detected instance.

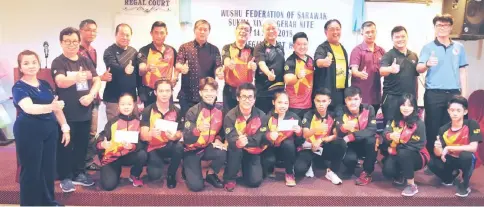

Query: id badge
<box><xmin>76</xmin><ymin>81</ymin><xmax>89</xmax><ymax>91</ymax></box>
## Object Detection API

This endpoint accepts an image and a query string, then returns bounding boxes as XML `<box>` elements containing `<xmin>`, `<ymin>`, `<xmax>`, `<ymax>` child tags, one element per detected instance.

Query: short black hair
<box><xmin>115</xmin><ymin>23</ymin><xmax>133</xmax><ymax>35</ymax></box>
<box><xmin>151</xmin><ymin>21</ymin><xmax>167</xmax><ymax>32</ymax></box>
<box><xmin>236</xmin><ymin>83</ymin><xmax>257</xmax><ymax>97</ymax></box>
<box><xmin>324</xmin><ymin>19</ymin><xmax>341</xmax><ymax>31</ymax></box>
<box><xmin>79</xmin><ymin>19</ymin><xmax>97</xmax><ymax>29</ymax></box>
<box><xmin>273</xmin><ymin>91</ymin><xmax>288</xmax><ymax>101</ymax></box>
<box><xmin>448</xmin><ymin>95</ymin><xmax>468</xmax><ymax>110</ymax></box>
<box><xmin>313</xmin><ymin>88</ymin><xmax>332</xmax><ymax>99</ymax></box>
<box><xmin>292</xmin><ymin>32</ymin><xmax>308</xmax><ymax>43</ymax></box>
<box><xmin>433</xmin><ymin>13</ymin><xmax>454</xmax><ymax>26</ymax></box>
<box><xmin>154</xmin><ymin>78</ymin><xmax>172</xmax><ymax>91</ymax></box>
<box><xmin>344</xmin><ymin>86</ymin><xmax>362</xmax><ymax>99</ymax></box>
<box><xmin>59</xmin><ymin>27</ymin><xmax>80</xmax><ymax>42</ymax></box>
<box><xmin>391</xmin><ymin>26</ymin><xmax>407</xmax><ymax>38</ymax></box>
<box><xmin>236</xmin><ymin>20</ymin><xmax>252</xmax><ymax>32</ymax></box>
<box><xmin>118</xmin><ymin>92</ymin><xmax>135</xmax><ymax>103</ymax></box>
<box><xmin>361</xmin><ymin>21</ymin><xmax>376</xmax><ymax>30</ymax></box>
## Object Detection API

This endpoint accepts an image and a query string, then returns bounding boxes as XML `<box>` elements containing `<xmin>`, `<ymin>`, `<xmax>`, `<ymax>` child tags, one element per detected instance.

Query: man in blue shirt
<box><xmin>417</xmin><ymin>14</ymin><xmax>468</xmax><ymax>158</ymax></box>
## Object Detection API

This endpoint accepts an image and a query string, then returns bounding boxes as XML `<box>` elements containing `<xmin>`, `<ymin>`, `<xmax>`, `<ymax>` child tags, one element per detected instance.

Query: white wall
<box><xmin>0</xmin><ymin>0</ymin><xmax>482</xmax><ymax>135</ymax></box>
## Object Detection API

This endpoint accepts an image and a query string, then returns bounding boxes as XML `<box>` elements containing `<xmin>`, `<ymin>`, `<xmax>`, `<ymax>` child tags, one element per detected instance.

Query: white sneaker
<box><xmin>325</xmin><ymin>170</ymin><xmax>342</xmax><ymax>185</ymax></box>
<box><xmin>305</xmin><ymin>164</ymin><xmax>314</xmax><ymax>178</ymax></box>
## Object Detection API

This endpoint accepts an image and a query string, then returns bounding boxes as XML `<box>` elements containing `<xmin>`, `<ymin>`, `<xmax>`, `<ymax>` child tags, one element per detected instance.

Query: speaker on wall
<box><xmin>442</xmin><ymin>0</ymin><xmax>484</xmax><ymax>40</ymax></box>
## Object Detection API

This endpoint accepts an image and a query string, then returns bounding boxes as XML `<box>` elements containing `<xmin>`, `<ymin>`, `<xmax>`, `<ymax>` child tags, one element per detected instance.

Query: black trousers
<box><xmin>224</xmin><ymin>147</ymin><xmax>264</xmax><ymax>188</ymax></box>
<box><xmin>179</xmin><ymin>98</ymin><xmax>198</xmax><ymax>121</ymax></box>
<box><xmin>57</xmin><ymin>120</ymin><xmax>91</xmax><ymax>180</ymax></box>
<box><xmin>14</xmin><ymin>117</ymin><xmax>58</xmax><ymax>206</ymax></box>
<box><xmin>85</xmin><ymin>103</ymin><xmax>99</xmax><ymax>167</ymax></box>
<box><xmin>343</xmin><ymin>137</ymin><xmax>377</xmax><ymax>174</ymax></box>
<box><xmin>289</xmin><ymin>108</ymin><xmax>310</xmax><ymax>120</ymax></box>
<box><xmin>100</xmin><ymin>150</ymin><xmax>148</xmax><ymax>191</ymax></box>
<box><xmin>381</xmin><ymin>94</ymin><xmax>401</xmax><ymax>124</ymax></box>
<box><xmin>428</xmin><ymin>151</ymin><xmax>476</xmax><ymax>189</ymax></box>
<box><xmin>424</xmin><ymin>89</ymin><xmax>460</xmax><ymax>155</ymax></box>
<box><xmin>223</xmin><ymin>85</ymin><xmax>238</xmax><ymax>113</ymax></box>
<box><xmin>294</xmin><ymin>139</ymin><xmax>346</xmax><ymax>176</ymax></box>
<box><xmin>255</xmin><ymin>96</ymin><xmax>273</xmax><ymax>114</ymax></box>
<box><xmin>147</xmin><ymin>141</ymin><xmax>184</xmax><ymax>180</ymax></box>
<box><xmin>183</xmin><ymin>145</ymin><xmax>227</xmax><ymax>192</ymax></box>
<box><xmin>262</xmin><ymin>139</ymin><xmax>297</xmax><ymax>175</ymax></box>
<box><xmin>382</xmin><ymin>148</ymin><xmax>424</xmax><ymax>180</ymax></box>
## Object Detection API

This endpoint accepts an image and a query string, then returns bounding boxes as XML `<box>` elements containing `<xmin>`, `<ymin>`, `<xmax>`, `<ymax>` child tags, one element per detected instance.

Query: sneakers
<box><xmin>401</xmin><ymin>184</ymin><xmax>419</xmax><ymax>197</ymax></box>
<box><xmin>393</xmin><ymin>176</ymin><xmax>406</xmax><ymax>186</ymax></box>
<box><xmin>72</xmin><ymin>173</ymin><xmax>95</xmax><ymax>186</ymax></box>
<box><xmin>59</xmin><ymin>179</ymin><xmax>75</xmax><ymax>193</ymax></box>
<box><xmin>85</xmin><ymin>163</ymin><xmax>101</xmax><ymax>171</ymax></box>
<box><xmin>129</xmin><ymin>175</ymin><xmax>144</xmax><ymax>187</ymax></box>
<box><xmin>355</xmin><ymin>171</ymin><xmax>372</xmax><ymax>186</ymax></box>
<box><xmin>224</xmin><ymin>181</ymin><xmax>236</xmax><ymax>192</ymax></box>
<box><xmin>423</xmin><ymin>166</ymin><xmax>434</xmax><ymax>175</ymax></box>
<box><xmin>285</xmin><ymin>174</ymin><xmax>296</xmax><ymax>187</ymax></box>
<box><xmin>325</xmin><ymin>170</ymin><xmax>342</xmax><ymax>185</ymax></box>
<box><xmin>268</xmin><ymin>171</ymin><xmax>277</xmax><ymax>179</ymax></box>
<box><xmin>206</xmin><ymin>173</ymin><xmax>224</xmax><ymax>188</ymax></box>
<box><xmin>455</xmin><ymin>184</ymin><xmax>471</xmax><ymax>197</ymax></box>
<box><xmin>305</xmin><ymin>164</ymin><xmax>314</xmax><ymax>178</ymax></box>
<box><xmin>442</xmin><ymin>177</ymin><xmax>461</xmax><ymax>186</ymax></box>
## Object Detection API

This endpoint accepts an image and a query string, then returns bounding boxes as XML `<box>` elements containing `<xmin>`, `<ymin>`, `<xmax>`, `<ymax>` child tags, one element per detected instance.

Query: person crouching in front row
<box><xmin>140</xmin><ymin>79</ymin><xmax>184</xmax><ymax>189</ymax></box>
<box><xmin>295</xmin><ymin>88</ymin><xmax>346</xmax><ymax>185</ymax></box>
<box><xmin>97</xmin><ymin>93</ymin><xmax>148</xmax><ymax>191</ymax></box>
<box><xmin>336</xmin><ymin>86</ymin><xmax>378</xmax><ymax>186</ymax></box>
<box><xmin>382</xmin><ymin>93</ymin><xmax>429</xmax><ymax>197</ymax></box>
<box><xmin>182</xmin><ymin>77</ymin><xmax>226</xmax><ymax>192</ymax></box>
<box><xmin>223</xmin><ymin>83</ymin><xmax>268</xmax><ymax>192</ymax></box>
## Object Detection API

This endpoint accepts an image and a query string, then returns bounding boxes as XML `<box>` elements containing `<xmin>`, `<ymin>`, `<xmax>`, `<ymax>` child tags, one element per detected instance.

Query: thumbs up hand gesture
<box><xmin>248</xmin><ymin>57</ymin><xmax>257</xmax><ymax>71</ymax></box>
<box><xmin>359</xmin><ymin>66</ymin><xmax>369</xmax><ymax>80</ymax></box>
<box><xmin>101</xmin><ymin>68</ymin><xmax>112</xmax><ymax>82</ymax></box>
<box><xmin>51</xmin><ymin>96</ymin><xmax>65</xmax><ymax>112</ymax></box>
<box><xmin>321</xmin><ymin>52</ymin><xmax>333</xmax><ymax>68</ymax></box>
<box><xmin>297</xmin><ymin>68</ymin><xmax>307</xmax><ymax>79</ymax></box>
<box><xmin>76</xmin><ymin>66</ymin><xmax>87</xmax><ymax>83</ymax></box>
<box><xmin>267</xmin><ymin>69</ymin><xmax>276</xmax><ymax>81</ymax></box>
<box><xmin>179</xmin><ymin>62</ymin><xmax>189</xmax><ymax>74</ymax></box>
<box><xmin>226</xmin><ymin>57</ymin><xmax>236</xmax><ymax>70</ymax></box>
<box><xmin>391</xmin><ymin>58</ymin><xmax>400</xmax><ymax>74</ymax></box>
<box><xmin>216</xmin><ymin>66</ymin><xmax>225</xmax><ymax>80</ymax></box>
<box><xmin>125</xmin><ymin>60</ymin><xmax>134</xmax><ymax>75</ymax></box>
<box><xmin>427</xmin><ymin>51</ymin><xmax>438</xmax><ymax>67</ymax></box>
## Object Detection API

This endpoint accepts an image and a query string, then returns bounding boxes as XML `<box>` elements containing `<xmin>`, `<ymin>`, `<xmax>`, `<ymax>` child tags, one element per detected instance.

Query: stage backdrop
<box><xmin>113</xmin><ymin>0</ymin><xmax>439</xmax><ymax>105</ymax></box>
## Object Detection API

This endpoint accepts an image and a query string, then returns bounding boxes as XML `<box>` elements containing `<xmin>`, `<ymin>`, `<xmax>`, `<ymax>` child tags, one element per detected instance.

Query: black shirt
<box><xmin>176</xmin><ymin>40</ymin><xmax>222</xmax><ymax>102</ymax></box>
<box><xmin>103</xmin><ymin>44</ymin><xmax>139</xmax><ymax>103</ymax></box>
<box><xmin>51</xmin><ymin>54</ymin><xmax>98</xmax><ymax>122</ymax></box>
<box><xmin>254</xmin><ymin>40</ymin><xmax>285</xmax><ymax>97</ymax></box>
<box><xmin>380</xmin><ymin>48</ymin><xmax>419</xmax><ymax>96</ymax></box>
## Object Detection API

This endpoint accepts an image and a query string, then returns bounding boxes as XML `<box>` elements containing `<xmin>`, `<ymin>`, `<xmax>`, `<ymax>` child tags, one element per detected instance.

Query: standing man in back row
<box><xmin>416</xmin><ymin>14</ymin><xmax>468</xmax><ymax>158</ymax></box>
<box><xmin>176</xmin><ymin>19</ymin><xmax>223</xmax><ymax>118</ymax></box>
<box><xmin>314</xmin><ymin>19</ymin><xmax>349</xmax><ymax>110</ymax></box>
<box><xmin>253</xmin><ymin>20</ymin><xmax>285</xmax><ymax>113</ymax></box>
<box><xmin>103</xmin><ymin>23</ymin><xmax>140</xmax><ymax>121</ymax></box>
<box><xmin>349</xmin><ymin>21</ymin><xmax>385</xmax><ymax>113</ymax></box>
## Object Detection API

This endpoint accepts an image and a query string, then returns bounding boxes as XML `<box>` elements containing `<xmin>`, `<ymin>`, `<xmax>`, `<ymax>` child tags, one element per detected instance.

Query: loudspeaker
<box><xmin>442</xmin><ymin>0</ymin><xmax>484</xmax><ymax>40</ymax></box>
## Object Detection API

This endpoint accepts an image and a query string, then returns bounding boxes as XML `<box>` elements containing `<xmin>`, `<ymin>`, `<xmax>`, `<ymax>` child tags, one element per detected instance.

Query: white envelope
<box><xmin>155</xmin><ymin>119</ymin><xmax>178</xmax><ymax>134</ymax></box>
<box><xmin>277</xmin><ymin>120</ymin><xmax>299</xmax><ymax>131</ymax></box>
<box><xmin>313</xmin><ymin>147</ymin><xmax>323</xmax><ymax>156</ymax></box>
<box><xmin>114</xmin><ymin>130</ymin><xmax>139</xmax><ymax>143</ymax></box>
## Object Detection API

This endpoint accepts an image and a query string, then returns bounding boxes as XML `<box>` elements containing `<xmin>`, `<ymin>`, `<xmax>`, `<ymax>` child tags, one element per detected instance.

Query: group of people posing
<box><xmin>12</xmin><ymin>12</ymin><xmax>482</xmax><ymax>206</ymax></box>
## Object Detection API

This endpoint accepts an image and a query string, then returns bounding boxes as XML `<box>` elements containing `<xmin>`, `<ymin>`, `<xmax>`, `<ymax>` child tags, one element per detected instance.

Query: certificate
<box><xmin>155</xmin><ymin>119</ymin><xmax>178</xmax><ymax>134</ymax></box>
<box><xmin>277</xmin><ymin>120</ymin><xmax>299</xmax><ymax>131</ymax></box>
<box><xmin>114</xmin><ymin>130</ymin><xmax>139</xmax><ymax>143</ymax></box>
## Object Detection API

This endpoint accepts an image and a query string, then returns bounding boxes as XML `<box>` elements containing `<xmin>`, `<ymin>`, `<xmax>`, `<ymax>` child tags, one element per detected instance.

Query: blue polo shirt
<box><xmin>418</xmin><ymin>39</ymin><xmax>468</xmax><ymax>90</ymax></box>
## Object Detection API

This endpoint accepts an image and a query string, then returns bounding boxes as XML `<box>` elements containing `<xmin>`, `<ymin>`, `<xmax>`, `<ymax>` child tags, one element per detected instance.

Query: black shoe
<box><xmin>455</xmin><ymin>183</ymin><xmax>471</xmax><ymax>197</ymax></box>
<box><xmin>392</xmin><ymin>176</ymin><xmax>406</xmax><ymax>186</ymax></box>
<box><xmin>205</xmin><ymin>172</ymin><xmax>223</xmax><ymax>188</ymax></box>
<box><xmin>340</xmin><ymin>169</ymin><xmax>354</xmax><ymax>180</ymax></box>
<box><xmin>167</xmin><ymin>175</ymin><xmax>177</xmax><ymax>189</ymax></box>
<box><xmin>85</xmin><ymin>163</ymin><xmax>101</xmax><ymax>171</ymax></box>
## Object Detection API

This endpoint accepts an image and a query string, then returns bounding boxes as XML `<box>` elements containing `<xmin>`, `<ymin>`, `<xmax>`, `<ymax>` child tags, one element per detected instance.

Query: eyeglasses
<box><xmin>239</xmin><ymin>95</ymin><xmax>255</xmax><ymax>101</ymax></box>
<box><xmin>435</xmin><ymin>24</ymin><xmax>451</xmax><ymax>29</ymax></box>
<box><xmin>63</xmin><ymin>40</ymin><xmax>80</xmax><ymax>46</ymax></box>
